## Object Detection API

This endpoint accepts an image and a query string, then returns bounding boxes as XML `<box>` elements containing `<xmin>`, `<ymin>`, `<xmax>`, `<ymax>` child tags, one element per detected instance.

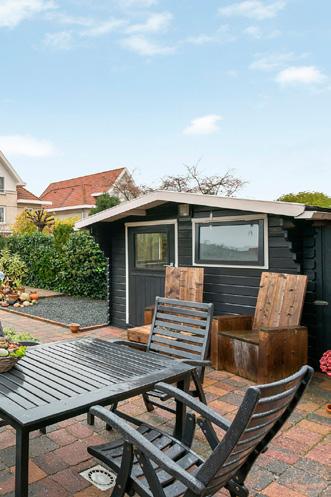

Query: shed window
<box><xmin>135</xmin><ymin>232</ymin><xmax>168</xmax><ymax>269</ymax></box>
<box><xmin>194</xmin><ymin>218</ymin><xmax>265</xmax><ymax>266</ymax></box>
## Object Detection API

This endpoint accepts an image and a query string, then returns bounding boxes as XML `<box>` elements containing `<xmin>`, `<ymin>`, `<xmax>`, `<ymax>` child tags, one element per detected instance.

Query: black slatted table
<box><xmin>0</xmin><ymin>338</ymin><xmax>195</xmax><ymax>497</ymax></box>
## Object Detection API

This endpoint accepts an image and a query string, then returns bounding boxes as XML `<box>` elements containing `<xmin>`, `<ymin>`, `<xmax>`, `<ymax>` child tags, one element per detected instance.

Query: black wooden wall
<box><xmin>91</xmin><ymin>203</ymin><xmax>329</xmax><ymax>367</ymax></box>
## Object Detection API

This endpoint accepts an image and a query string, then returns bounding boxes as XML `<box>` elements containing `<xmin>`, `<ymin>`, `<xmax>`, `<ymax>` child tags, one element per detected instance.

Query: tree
<box><xmin>89</xmin><ymin>193</ymin><xmax>121</xmax><ymax>215</ymax></box>
<box><xmin>114</xmin><ymin>163</ymin><xmax>245</xmax><ymax>200</ymax></box>
<box><xmin>25</xmin><ymin>209</ymin><xmax>55</xmax><ymax>232</ymax></box>
<box><xmin>277</xmin><ymin>191</ymin><xmax>331</xmax><ymax>208</ymax></box>
<box><xmin>112</xmin><ymin>173</ymin><xmax>150</xmax><ymax>201</ymax></box>
<box><xmin>160</xmin><ymin>163</ymin><xmax>245</xmax><ymax>196</ymax></box>
<box><xmin>13</xmin><ymin>211</ymin><xmax>37</xmax><ymax>235</ymax></box>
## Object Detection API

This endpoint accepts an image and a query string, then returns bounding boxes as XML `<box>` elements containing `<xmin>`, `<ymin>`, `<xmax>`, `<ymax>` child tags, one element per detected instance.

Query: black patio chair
<box><xmin>87</xmin><ymin>297</ymin><xmax>213</xmax><ymax>428</ymax></box>
<box><xmin>88</xmin><ymin>365</ymin><xmax>313</xmax><ymax>497</ymax></box>
<box><xmin>121</xmin><ymin>297</ymin><xmax>213</xmax><ymax>413</ymax></box>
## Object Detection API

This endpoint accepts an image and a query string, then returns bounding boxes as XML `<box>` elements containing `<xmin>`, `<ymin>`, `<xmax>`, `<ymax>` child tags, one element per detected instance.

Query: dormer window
<box><xmin>0</xmin><ymin>177</ymin><xmax>4</xmax><ymax>193</ymax></box>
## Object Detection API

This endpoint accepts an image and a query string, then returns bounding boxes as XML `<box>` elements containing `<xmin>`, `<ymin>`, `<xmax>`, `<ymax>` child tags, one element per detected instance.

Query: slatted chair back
<box><xmin>196</xmin><ymin>365</ymin><xmax>313</xmax><ymax>496</ymax></box>
<box><xmin>164</xmin><ymin>266</ymin><xmax>204</xmax><ymax>302</ymax></box>
<box><xmin>146</xmin><ymin>297</ymin><xmax>213</xmax><ymax>373</ymax></box>
<box><xmin>252</xmin><ymin>272</ymin><xmax>308</xmax><ymax>330</ymax></box>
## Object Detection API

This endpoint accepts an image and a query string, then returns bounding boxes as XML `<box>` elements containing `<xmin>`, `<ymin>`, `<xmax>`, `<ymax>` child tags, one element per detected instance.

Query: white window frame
<box><xmin>192</xmin><ymin>214</ymin><xmax>269</xmax><ymax>269</ymax></box>
<box><xmin>125</xmin><ymin>219</ymin><xmax>178</xmax><ymax>324</ymax></box>
<box><xmin>0</xmin><ymin>206</ymin><xmax>6</xmax><ymax>224</ymax></box>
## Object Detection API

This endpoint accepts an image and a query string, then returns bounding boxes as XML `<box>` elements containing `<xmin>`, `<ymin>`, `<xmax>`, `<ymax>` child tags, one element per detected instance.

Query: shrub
<box><xmin>53</xmin><ymin>222</ymin><xmax>74</xmax><ymax>251</ymax></box>
<box><xmin>6</xmin><ymin>231</ymin><xmax>107</xmax><ymax>299</ymax></box>
<box><xmin>7</xmin><ymin>233</ymin><xmax>58</xmax><ymax>289</ymax></box>
<box><xmin>0</xmin><ymin>248</ymin><xmax>28</xmax><ymax>288</ymax></box>
<box><xmin>58</xmin><ymin>231</ymin><xmax>107</xmax><ymax>298</ymax></box>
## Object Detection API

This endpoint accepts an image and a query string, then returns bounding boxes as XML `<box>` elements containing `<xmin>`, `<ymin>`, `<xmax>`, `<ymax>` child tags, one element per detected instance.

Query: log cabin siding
<box><xmin>99</xmin><ymin>204</ymin><xmax>300</xmax><ymax>328</ymax></box>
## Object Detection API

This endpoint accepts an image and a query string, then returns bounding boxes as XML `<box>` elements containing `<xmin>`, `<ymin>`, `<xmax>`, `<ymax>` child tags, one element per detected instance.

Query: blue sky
<box><xmin>0</xmin><ymin>0</ymin><xmax>330</xmax><ymax>199</ymax></box>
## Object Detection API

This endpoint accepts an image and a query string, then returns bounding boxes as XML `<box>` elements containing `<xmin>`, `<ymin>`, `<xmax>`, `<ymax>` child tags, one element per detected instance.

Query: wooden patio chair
<box><xmin>212</xmin><ymin>272</ymin><xmax>308</xmax><ymax>383</ymax></box>
<box><xmin>88</xmin><ymin>365</ymin><xmax>313</xmax><ymax>497</ymax></box>
<box><xmin>119</xmin><ymin>297</ymin><xmax>213</xmax><ymax>414</ymax></box>
<box><xmin>127</xmin><ymin>267</ymin><xmax>204</xmax><ymax>345</ymax></box>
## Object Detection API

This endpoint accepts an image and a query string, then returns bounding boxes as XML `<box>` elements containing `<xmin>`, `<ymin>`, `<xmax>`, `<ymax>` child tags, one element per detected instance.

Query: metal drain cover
<box><xmin>80</xmin><ymin>465</ymin><xmax>116</xmax><ymax>491</ymax></box>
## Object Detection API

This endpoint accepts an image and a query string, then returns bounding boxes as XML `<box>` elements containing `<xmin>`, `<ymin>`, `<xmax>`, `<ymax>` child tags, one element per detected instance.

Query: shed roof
<box><xmin>75</xmin><ymin>190</ymin><xmax>331</xmax><ymax>229</ymax></box>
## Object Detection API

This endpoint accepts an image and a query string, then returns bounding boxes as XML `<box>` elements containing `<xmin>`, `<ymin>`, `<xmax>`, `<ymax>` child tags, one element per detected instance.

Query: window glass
<box><xmin>0</xmin><ymin>177</ymin><xmax>4</xmax><ymax>193</ymax></box>
<box><xmin>135</xmin><ymin>232</ymin><xmax>168</xmax><ymax>269</ymax></box>
<box><xmin>0</xmin><ymin>207</ymin><xmax>4</xmax><ymax>223</ymax></box>
<box><xmin>196</xmin><ymin>220</ymin><xmax>264</xmax><ymax>266</ymax></box>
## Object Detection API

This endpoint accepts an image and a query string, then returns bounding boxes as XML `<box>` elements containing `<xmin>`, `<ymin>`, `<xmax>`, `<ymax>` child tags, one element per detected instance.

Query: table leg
<box><xmin>174</xmin><ymin>374</ymin><xmax>190</xmax><ymax>440</ymax></box>
<box><xmin>15</xmin><ymin>429</ymin><xmax>30</xmax><ymax>497</ymax></box>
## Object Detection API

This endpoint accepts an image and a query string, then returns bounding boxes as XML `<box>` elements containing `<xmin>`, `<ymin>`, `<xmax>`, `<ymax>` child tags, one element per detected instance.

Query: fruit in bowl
<box><xmin>0</xmin><ymin>338</ymin><xmax>27</xmax><ymax>372</ymax></box>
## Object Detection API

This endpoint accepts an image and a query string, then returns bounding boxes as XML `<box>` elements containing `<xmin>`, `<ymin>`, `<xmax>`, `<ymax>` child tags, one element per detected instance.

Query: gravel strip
<box><xmin>10</xmin><ymin>296</ymin><xmax>108</xmax><ymax>327</ymax></box>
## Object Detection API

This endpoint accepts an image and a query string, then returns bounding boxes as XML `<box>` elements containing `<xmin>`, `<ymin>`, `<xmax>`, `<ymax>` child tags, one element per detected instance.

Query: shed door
<box><xmin>128</xmin><ymin>224</ymin><xmax>175</xmax><ymax>326</ymax></box>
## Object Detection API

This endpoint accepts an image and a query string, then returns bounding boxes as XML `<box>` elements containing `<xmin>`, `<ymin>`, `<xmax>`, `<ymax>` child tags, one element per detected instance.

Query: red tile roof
<box><xmin>16</xmin><ymin>185</ymin><xmax>42</xmax><ymax>202</ymax></box>
<box><xmin>40</xmin><ymin>168</ymin><xmax>125</xmax><ymax>209</ymax></box>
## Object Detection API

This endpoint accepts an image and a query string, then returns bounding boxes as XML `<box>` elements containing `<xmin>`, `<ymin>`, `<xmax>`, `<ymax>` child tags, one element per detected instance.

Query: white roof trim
<box><xmin>17</xmin><ymin>199</ymin><xmax>52</xmax><ymax>205</ymax></box>
<box><xmin>296</xmin><ymin>211</ymin><xmax>331</xmax><ymax>221</ymax></box>
<box><xmin>75</xmin><ymin>191</ymin><xmax>311</xmax><ymax>230</ymax></box>
<box><xmin>48</xmin><ymin>204</ymin><xmax>94</xmax><ymax>212</ymax></box>
<box><xmin>0</xmin><ymin>151</ymin><xmax>25</xmax><ymax>185</ymax></box>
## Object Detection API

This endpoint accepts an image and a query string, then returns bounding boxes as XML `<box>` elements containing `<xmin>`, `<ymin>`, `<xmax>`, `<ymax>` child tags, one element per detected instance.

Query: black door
<box><xmin>128</xmin><ymin>224</ymin><xmax>175</xmax><ymax>326</ymax></box>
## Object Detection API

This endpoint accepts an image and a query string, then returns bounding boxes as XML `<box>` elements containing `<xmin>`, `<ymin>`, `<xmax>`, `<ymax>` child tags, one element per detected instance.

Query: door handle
<box><xmin>313</xmin><ymin>300</ymin><xmax>329</xmax><ymax>306</ymax></box>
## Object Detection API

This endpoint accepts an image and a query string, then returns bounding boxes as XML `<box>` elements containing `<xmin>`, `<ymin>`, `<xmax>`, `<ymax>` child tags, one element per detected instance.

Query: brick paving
<box><xmin>0</xmin><ymin>311</ymin><xmax>330</xmax><ymax>497</ymax></box>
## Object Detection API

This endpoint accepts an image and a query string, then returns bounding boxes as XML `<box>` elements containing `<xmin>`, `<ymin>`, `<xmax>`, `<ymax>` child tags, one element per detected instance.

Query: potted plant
<box><xmin>29</xmin><ymin>290</ymin><xmax>39</xmax><ymax>301</ymax></box>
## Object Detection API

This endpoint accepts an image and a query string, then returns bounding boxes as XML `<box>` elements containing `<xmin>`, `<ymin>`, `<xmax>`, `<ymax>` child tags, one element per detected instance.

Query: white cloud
<box><xmin>43</xmin><ymin>31</ymin><xmax>73</xmax><ymax>49</ymax></box>
<box><xmin>118</xmin><ymin>0</ymin><xmax>157</xmax><ymax>7</ymax></box>
<box><xmin>82</xmin><ymin>19</ymin><xmax>126</xmax><ymax>37</ymax></box>
<box><xmin>244</xmin><ymin>25</ymin><xmax>281</xmax><ymax>39</ymax></box>
<box><xmin>276</xmin><ymin>66</ymin><xmax>327</xmax><ymax>85</ymax></box>
<box><xmin>121</xmin><ymin>35</ymin><xmax>175</xmax><ymax>56</ymax></box>
<box><xmin>0</xmin><ymin>0</ymin><xmax>55</xmax><ymax>28</ymax></box>
<box><xmin>219</xmin><ymin>1</ymin><xmax>286</xmax><ymax>21</ymax></box>
<box><xmin>0</xmin><ymin>135</ymin><xmax>56</xmax><ymax>158</ymax></box>
<box><xmin>46</xmin><ymin>12</ymin><xmax>93</xmax><ymax>27</ymax></box>
<box><xmin>184</xmin><ymin>34</ymin><xmax>216</xmax><ymax>45</ymax></box>
<box><xmin>250</xmin><ymin>52</ymin><xmax>297</xmax><ymax>71</ymax></box>
<box><xmin>127</xmin><ymin>12</ymin><xmax>172</xmax><ymax>34</ymax></box>
<box><xmin>183</xmin><ymin>115</ymin><xmax>223</xmax><ymax>136</ymax></box>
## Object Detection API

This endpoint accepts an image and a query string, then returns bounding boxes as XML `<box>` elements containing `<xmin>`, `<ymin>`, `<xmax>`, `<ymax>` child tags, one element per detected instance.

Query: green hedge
<box><xmin>6</xmin><ymin>231</ymin><xmax>107</xmax><ymax>299</ymax></box>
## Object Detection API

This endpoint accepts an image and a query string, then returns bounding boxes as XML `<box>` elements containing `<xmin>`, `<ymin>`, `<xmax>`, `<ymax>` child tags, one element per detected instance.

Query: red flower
<box><xmin>320</xmin><ymin>350</ymin><xmax>331</xmax><ymax>377</ymax></box>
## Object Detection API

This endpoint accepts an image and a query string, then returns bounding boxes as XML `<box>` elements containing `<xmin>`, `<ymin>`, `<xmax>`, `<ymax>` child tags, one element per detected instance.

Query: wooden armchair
<box><xmin>88</xmin><ymin>365</ymin><xmax>313</xmax><ymax>497</ymax></box>
<box><xmin>212</xmin><ymin>272</ymin><xmax>308</xmax><ymax>383</ymax></box>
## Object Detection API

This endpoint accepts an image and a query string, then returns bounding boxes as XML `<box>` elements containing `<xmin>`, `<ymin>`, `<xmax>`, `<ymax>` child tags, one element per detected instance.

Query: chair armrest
<box><xmin>156</xmin><ymin>382</ymin><xmax>230</xmax><ymax>432</ymax></box>
<box><xmin>216</xmin><ymin>315</ymin><xmax>253</xmax><ymax>332</ymax></box>
<box><xmin>259</xmin><ymin>325</ymin><xmax>307</xmax><ymax>332</ymax></box>
<box><xmin>178</xmin><ymin>359</ymin><xmax>211</xmax><ymax>367</ymax></box>
<box><xmin>89</xmin><ymin>406</ymin><xmax>205</xmax><ymax>494</ymax></box>
<box><xmin>111</xmin><ymin>340</ymin><xmax>147</xmax><ymax>351</ymax></box>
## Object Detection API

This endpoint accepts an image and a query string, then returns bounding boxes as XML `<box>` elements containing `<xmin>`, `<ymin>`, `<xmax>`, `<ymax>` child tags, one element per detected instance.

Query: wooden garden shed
<box><xmin>76</xmin><ymin>191</ymin><xmax>331</xmax><ymax>368</ymax></box>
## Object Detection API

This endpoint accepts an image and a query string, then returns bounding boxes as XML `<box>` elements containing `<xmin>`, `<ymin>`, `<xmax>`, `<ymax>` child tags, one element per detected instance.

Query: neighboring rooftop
<box><xmin>16</xmin><ymin>185</ymin><xmax>45</xmax><ymax>203</ymax></box>
<box><xmin>41</xmin><ymin>168</ymin><xmax>126</xmax><ymax>209</ymax></box>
